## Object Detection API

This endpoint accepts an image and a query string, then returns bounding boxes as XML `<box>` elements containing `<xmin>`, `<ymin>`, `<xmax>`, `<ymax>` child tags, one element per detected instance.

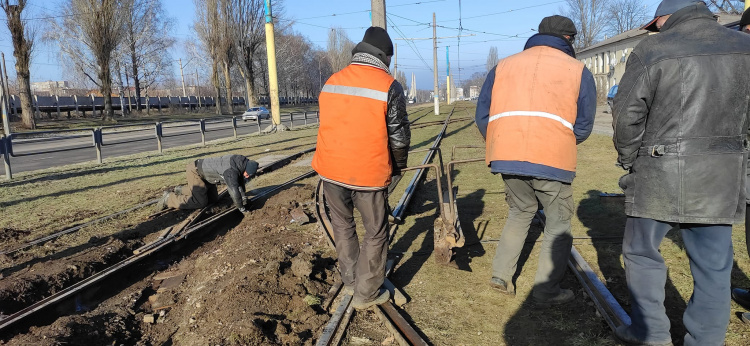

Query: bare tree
<box><xmin>194</xmin><ymin>0</ymin><xmax>224</xmax><ymax>115</ymax></box>
<box><xmin>707</xmin><ymin>0</ymin><xmax>744</xmax><ymax>14</ymax></box>
<box><xmin>231</xmin><ymin>0</ymin><xmax>266</xmax><ymax>107</ymax></box>
<box><xmin>47</xmin><ymin>0</ymin><xmax>128</xmax><ymax>120</ymax></box>
<box><xmin>486</xmin><ymin>46</ymin><xmax>499</xmax><ymax>71</ymax></box>
<box><xmin>606</xmin><ymin>0</ymin><xmax>648</xmax><ymax>36</ymax></box>
<box><xmin>1</xmin><ymin>0</ymin><xmax>35</xmax><ymax>129</ymax></box>
<box><xmin>218</xmin><ymin>0</ymin><xmax>235</xmax><ymax>113</ymax></box>
<box><xmin>119</xmin><ymin>0</ymin><xmax>175</xmax><ymax>112</ymax></box>
<box><xmin>326</xmin><ymin>27</ymin><xmax>354</xmax><ymax>73</ymax></box>
<box><xmin>560</xmin><ymin>0</ymin><xmax>610</xmax><ymax>49</ymax></box>
<box><xmin>395</xmin><ymin>70</ymin><xmax>407</xmax><ymax>92</ymax></box>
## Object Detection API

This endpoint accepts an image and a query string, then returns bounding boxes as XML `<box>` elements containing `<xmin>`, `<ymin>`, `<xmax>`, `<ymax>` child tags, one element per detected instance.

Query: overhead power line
<box><xmin>386</xmin><ymin>15</ymin><xmax>433</xmax><ymax>73</ymax></box>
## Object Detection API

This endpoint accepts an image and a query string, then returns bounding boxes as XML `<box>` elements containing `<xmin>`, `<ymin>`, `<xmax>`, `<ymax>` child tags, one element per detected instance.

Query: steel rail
<box><xmin>313</xmin><ymin>106</ymin><xmax>457</xmax><ymax>346</ymax></box>
<box><xmin>535</xmin><ymin>210</ymin><xmax>631</xmax><ymax>331</ymax></box>
<box><xmin>0</xmin><ymin>147</ymin><xmax>316</xmax><ymax>257</ymax></box>
<box><xmin>392</xmin><ymin>108</ymin><xmax>454</xmax><ymax>221</ymax></box>
<box><xmin>0</xmin><ymin>169</ymin><xmax>318</xmax><ymax>333</ymax></box>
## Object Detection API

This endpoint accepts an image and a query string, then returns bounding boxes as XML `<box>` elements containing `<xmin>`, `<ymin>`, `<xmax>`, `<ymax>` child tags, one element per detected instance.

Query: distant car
<box><xmin>607</xmin><ymin>85</ymin><xmax>618</xmax><ymax>114</ymax></box>
<box><xmin>242</xmin><ymin>107</ymin><xmax>270</xmax><ymax>121</ymax></box>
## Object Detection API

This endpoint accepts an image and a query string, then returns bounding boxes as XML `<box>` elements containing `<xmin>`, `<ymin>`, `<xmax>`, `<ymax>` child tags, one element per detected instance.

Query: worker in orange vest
<box><xmin>312</xmin><ymin>26</ymin><xmax>410</xmax><ymax>310</ymax></box>
<box><xmin>475</xmin><ymin>15</ymin><xmax>596</xmax><ymax>306</ymax></box>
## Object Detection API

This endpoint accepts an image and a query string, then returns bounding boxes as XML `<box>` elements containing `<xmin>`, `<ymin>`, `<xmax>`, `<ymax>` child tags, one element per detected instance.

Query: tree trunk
<box><xmin>16</xmin><ymin>69</ymin><xmax>34</xmax><ymax>129</ymax></box>
<box><xmin>223</xmin><ymin>60</ymin><xmax>233</xmax><ymax>114</ymax></box>
<box><xmin>98</xmin><ymin>60</ymin><xmax>114</xmax><ymax>121</ymax></box>
<box><xmin>212</xmin><ymin>61</ymin><xmax>222</xmax><ymax>115</ymax></box>
<box><xmin>130</xmin><ymin>48</ymin><xmax>142</xmax><ymax>111</ymax></box>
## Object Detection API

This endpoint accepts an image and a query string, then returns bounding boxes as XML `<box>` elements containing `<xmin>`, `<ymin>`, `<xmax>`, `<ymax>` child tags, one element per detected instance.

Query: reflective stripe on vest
<box><xmin>321</xmin><ymin>85</ymin><xmax>388</xmax><ymax>102</ymax></box>
<box><xmin>312</xmin><ymin>64</ymin><xmax>395</xmax><ymax>188</ymax></box>
<box><xmin>486</xmin><ymin>45</ymin><xmax>584</xmax><ymax>172</ymax></box>
<box><xmin>488</xmin><ymin>111</ymin><xmax>574</xmax><ymax>131</ymax></box>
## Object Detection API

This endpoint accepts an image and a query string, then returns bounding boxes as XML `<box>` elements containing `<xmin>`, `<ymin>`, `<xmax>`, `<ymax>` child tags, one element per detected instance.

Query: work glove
<box><xmin>238</xmin><ymin>207</ymin><xmax>250</xmax><ymax>215</ymax></box>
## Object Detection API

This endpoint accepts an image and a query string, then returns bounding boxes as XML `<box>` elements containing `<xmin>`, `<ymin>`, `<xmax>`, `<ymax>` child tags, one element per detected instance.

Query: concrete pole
<box><xmin>179</xmin><ymin>58</ymin><xmax>187</xmax><ymax>97</ymax></box>
<box><xmin>746</xmin><ymin>0</ymin><xmax>749</xmax><ymax>11</ymax></box>
<box><xmin>433</xmin><ymin>13</ymin><xmax>439</xmax><ymax>115</ymax></box>
<box><xmin>265</xmin><ymin>0</ymin><xmax>282</xmax><ymax>128</ymax></box>
<box><xmin>371</xmin><ymin>0</ymin><xmax>386</xmax><ymax>30</ymax></box>
<box><xmin>393</xmin><ymin>43</ymin><xmax>397</xmax><ymax>76</ymax></box>
<box><xmin>446</xmin><ymin>46</ymin><xmax>451</xmax><ymax>105</ymax></box>
<box><xmin>196</xmin><ymin>69</ymin><xmax>202</xmax><ymax>108</ymax></box>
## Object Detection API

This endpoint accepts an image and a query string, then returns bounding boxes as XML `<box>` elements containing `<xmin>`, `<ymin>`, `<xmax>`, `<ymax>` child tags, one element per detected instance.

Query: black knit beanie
<box><xmin>360</xmin><ymin>26</ymin><xmax>393</xmax><ymax>56</ymax></box>
<box><xmin>538</xmin><ymin>15</ymin><xmax>578</xmax><ymax>37</ymax></box>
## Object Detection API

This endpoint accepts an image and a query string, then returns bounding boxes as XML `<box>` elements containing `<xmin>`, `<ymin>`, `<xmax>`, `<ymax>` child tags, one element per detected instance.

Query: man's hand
<box><xmin>238</xmin><ymin>207</ymin><xmax>250</xmax><ymax>215</ymax></box>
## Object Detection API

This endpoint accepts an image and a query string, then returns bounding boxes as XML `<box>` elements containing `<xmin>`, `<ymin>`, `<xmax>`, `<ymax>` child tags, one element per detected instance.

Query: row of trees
<box><xmin>192</xmin><ymin>0</ymin><xmax>341</xmax><ymax>116</ymax></box>
<box><xmin>3</xmin><ymin>0</ymin><xmax>346</xmax><ymax>129</ymax></box>
<box><xmin>561</xmin><ymin>0</ymin><xmax>746</xmax><ymax>50</ymax></box>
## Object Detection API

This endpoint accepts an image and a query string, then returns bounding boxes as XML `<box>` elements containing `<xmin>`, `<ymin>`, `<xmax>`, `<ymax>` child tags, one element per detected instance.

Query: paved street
<box><xmin>1</xmin><ymin>113</ymin><xmax>318</xmax><ymax>175</ymax></box>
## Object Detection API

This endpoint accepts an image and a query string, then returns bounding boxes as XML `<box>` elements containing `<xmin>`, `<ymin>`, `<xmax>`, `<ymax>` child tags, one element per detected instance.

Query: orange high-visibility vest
<box><xmin>486</xmin><ymin>46</ymin><xmax>584</xmax><ymax>172</ymax></box>
<box><xmin>312</xmin><ymin>63</ymin><xmax>394</xmax><ymax>188</ymax></box>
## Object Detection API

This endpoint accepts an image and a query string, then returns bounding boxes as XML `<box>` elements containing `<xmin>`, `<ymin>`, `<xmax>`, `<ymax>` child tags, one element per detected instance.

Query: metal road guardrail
<box><xmin>0</xmin><ymin>111</ymin><xmax>319</xmax><ymax>180</ymax></box>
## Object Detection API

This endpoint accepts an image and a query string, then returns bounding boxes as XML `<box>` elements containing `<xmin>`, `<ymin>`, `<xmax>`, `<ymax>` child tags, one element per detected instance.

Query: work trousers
<box><xmin>623</xmin><ymin>217</ymin><xmax>732</xmax><ymax>346</ymax></box>
<box><xmin>167</xmin><ymin>160</ymin><xmax>218</xmax><ymax>209</ymax></box>
<box><xmin>323</xmin><ymin>181</ymin><xmax>389</xmax><ymax>302</ymax></box>
<box><xmin>491</xmin><ymin>175</ymin><xmax>574</xmax><ymax>300</ymax></box>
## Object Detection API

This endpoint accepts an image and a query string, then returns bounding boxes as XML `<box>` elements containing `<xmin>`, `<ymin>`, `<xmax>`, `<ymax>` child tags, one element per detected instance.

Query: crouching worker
<box><xmin>156</xmin><ymin>154</ymin><xmax>259</xmax><ymax>213</ymax></box>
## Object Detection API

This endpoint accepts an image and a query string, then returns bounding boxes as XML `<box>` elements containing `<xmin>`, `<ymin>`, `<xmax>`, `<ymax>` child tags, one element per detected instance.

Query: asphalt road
<box><xmin>1</xmin><ymin>113</ymin><xmax>318</xmax><ymax>175</ymax></box>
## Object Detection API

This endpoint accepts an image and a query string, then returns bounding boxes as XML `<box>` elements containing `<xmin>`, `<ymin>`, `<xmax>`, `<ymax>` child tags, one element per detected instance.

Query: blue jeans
<box><xmin>622</xmin><ymin>217</ymin><xmax>732</xmax><ymax>346</ymax></box>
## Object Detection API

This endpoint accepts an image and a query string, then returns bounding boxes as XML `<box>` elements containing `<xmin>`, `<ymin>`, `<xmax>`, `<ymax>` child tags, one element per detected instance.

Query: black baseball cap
<box><xmin>642</xmin><ymin>0</ymin><xmax>704</xmax><ymax>32</ymax></box>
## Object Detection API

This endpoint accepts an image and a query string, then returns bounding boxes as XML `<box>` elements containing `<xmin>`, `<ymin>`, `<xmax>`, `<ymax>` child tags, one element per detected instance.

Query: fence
<box><xmin>0</xmin><ymin>111</ymin><xmax>319</xmax><ymax>180</ymax></box>
<box><xmin>3</xmin><ymin>94</ymin><xmax>318</xmax><ymax>120</ymax></box>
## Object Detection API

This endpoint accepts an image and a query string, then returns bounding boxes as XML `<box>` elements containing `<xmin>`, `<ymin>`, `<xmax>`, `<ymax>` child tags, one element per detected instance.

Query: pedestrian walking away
<box><xmin>312</xmin><ymin>26</ymin><xmax>410</xmax><ymax>311</ymax></box>
<box><xmin>613</xmin><ymin>1</ymin><xmax>750</xmax><ymax>345</ymax></box>
<box><xmin>475</xmin><ymin>15</ymin><xmax>595</xmax><ymax>306</ymax></box>
<box><xmin>155</xmin><ymin>154</ymin><xmax>259</xmax><ymax>214</ymax></box>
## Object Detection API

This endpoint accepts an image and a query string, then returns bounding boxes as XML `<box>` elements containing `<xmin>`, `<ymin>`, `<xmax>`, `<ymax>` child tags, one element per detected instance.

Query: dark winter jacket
<box><xmin>613</xmin><ymin>2</ymin><xmax>750</xmax><ymax>224</ymax></box>
<box><xmin>197</xmin><ymin>154</ymin><xmax>250</xmax><ymax>210</ymax></box>
<box><xmin>475</xmin><ymin>34</ymin><xmax>596</xmax><ymax>183</ymax></box>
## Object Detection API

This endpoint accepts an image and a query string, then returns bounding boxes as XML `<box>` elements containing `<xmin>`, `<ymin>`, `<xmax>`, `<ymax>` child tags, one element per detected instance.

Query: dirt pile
<box><xmin>4</xmin><ymin>183</ymin><xmax>338</xmax><ymax>346</ymax></box>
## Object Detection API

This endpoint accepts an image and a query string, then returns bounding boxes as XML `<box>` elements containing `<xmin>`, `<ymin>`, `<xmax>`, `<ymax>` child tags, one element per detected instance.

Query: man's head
<box><xmin>642</xmin><ymin>0</ymin><xmax>704</xmax><ymax>32</ymax></box>
<box><xmin>538</xmin><ymin>15</ymin><xmax>577</xmax><ymax>44</ymax></box>
<box><xmin>740</xmin><ymin>10</ymin><xmax>750</xmax><ymax>34</ymax></box>
<box><xmin>351</xmin><ymin>26</ymin><xmax>394</xmax><ymax>67</ymax></box>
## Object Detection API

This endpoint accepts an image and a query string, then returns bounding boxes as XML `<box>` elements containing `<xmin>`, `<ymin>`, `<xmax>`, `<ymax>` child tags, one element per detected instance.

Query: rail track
<box><xmin>0</xmin><ymin>148</ymin><xmax>316</xmax><ymax>258</ymax></box>
<box><xmin>314</xmin><ymin>105</ymin><xmax>463</xmax><ymax>346</ymax></box>
<box><xmin>0</xmin><ymin>148</ymin><xmax>318</xmax><ymax>334</ymax></box>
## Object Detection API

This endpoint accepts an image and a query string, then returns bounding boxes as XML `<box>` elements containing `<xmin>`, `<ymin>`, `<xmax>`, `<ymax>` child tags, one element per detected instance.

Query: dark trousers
<box><xmin>623</xmin><ymin>217</ymin><xmax>732</xmax><ymax>346</ymax></box>
<box><xmin>491</xmin><ymin>175</ymin><xmax>574</xmax><ymax>300</ymax></box>
<box><xmin>323</xmin><ymin>181</ymin><xmax>389</xmax><ymax>301</ymax></box>
<box><xmin>167</xmin><ymin>161</ymin><xmax>218</xmax><ymax>209</ymax></box>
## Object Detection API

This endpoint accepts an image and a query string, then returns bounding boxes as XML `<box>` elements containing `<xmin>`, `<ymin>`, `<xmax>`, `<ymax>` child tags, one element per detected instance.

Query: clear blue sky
<box><xmin>1</xmin><ymin>0</ymin><xmax>664</xmax><ymax>90</ymax></box>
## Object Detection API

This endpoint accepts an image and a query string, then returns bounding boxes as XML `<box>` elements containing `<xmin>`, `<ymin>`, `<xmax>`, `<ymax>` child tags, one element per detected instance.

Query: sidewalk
<box><xmin>592</xmin><ymin>105</ymin><xmax>613</xmax><ymax>137</ymax></box>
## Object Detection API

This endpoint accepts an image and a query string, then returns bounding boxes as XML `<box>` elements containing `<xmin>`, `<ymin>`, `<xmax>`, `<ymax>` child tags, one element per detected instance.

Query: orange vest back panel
<box><xmin>312</xmin><ymin>64</ymin><xmax>395</xmax><ymax>188</ymax></box>
<box><xmin>486</xmin><ymin>46</ymin><xmax>584</xmax><ymax>172</ymax></box>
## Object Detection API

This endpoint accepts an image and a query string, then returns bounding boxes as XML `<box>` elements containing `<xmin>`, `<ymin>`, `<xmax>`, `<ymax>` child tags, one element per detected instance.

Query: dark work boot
<box><xmin>613</xmin><ymin>325</ymin><xmax>673</xmax><ymax>346</ymax></box>
<box><xmin>732</xmin><ymin>288</ymin><xmax>750</xmax><ymax>310</ymax></box>
<box><xmin>533</xmin><ymin>289</ymin><xmax>574</xmax><ymax>307</ymax></box>
<box><xmin>351</xmin><ymin>289</ymin><xmax>390</xmax><ymax>310</ymax></box>
<box><xmin>489</xmin><ymin>277</ymin><xmax>516</xmax><ymax>297</ymax></box>
<box><xmin>742</xmin><ymin>312</ymin><xmax>750</xmax><ymax>324</ymax></box>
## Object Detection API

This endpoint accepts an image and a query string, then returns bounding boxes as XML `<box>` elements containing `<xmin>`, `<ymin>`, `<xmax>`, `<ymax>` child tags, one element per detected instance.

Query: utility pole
<box><xmin>264</xmin><ymin>0</ymin><xmax>281</xmax><ymax>128</ymax></box>
<box><xmin>179</xmin><ymin>58</ymin><xmax>186</xmax><ymax>97</ymax></box>
<box><xmin>371</xmin><ymin>0</ymin><xmax>386</xmax><ymax>30</ymax></box>
<box><xmin>446</xmin><ymin>46</ymin><xmax>451</xmax><ymax>105</ymax></box>
<box><xmin>746</xmin><ymin>0</ymin><xmax>749</xmax><ymax>11</ymax></box>
<box><xmin>433</xmin><ymin>12</ymin><xmax>439</xmax><ymax>115</ymax></box>
<box><xmin>393</xmin><ymin>43</ymin><xmax>397</xmax><ymax>76</ymax></box>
